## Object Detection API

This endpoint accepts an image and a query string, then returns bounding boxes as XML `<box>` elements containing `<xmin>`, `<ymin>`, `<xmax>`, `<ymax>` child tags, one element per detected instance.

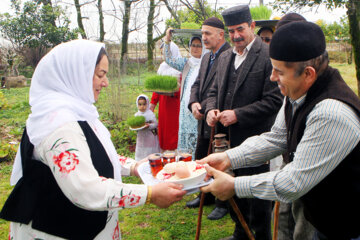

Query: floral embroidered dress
<box><xmin>164</xmin><ymin>41</ymin><xmax>202</xmax><ymax>158</ymax></box>
<box><xmin>9</xmin><ymin>122</ymin><xmax>147</xmax><ymax>240</ymax></box>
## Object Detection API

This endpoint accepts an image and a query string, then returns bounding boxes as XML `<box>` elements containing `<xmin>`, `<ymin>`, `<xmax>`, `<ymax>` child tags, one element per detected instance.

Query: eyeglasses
<box><xmin>261</xmin><ymin>37</ymin><xmax>272</xmax><ymax>43</ymax></box>
<box><xmin>191</xmin><ymin>44</ymin><xmax>202</xmax><ymax>48</ymax></box>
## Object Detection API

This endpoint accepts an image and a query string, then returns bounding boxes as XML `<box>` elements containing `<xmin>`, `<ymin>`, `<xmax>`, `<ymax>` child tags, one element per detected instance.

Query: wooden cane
<box><xmin>229</xmin><ymin>198</ymin><xmax>255</xmax><ymax>240</ymax></box>
<box><xmin>195</xmin><ymin>125</ymin><xmax>215</xmax><ymax>240</ymax></box>
<box><xmin>272</xmin><ymin>201</ymin><xmax>280</xmax><ymax>240</ymax></box>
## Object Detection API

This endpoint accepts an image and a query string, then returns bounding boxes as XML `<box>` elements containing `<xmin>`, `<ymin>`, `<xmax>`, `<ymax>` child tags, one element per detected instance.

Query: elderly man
<box><xmin>200</xmin><ymin>21</ymin><xmax>360</xmax><ymax>240</ymax></box>
<box><xmin>186</xmin><ymin>17</ymin><xmax>231</xmax><ymax>221</ymax></box>
<box><xmin>205</xmin><ymin>5</ymin><xmax>283</xmax><ymax>240</ymax></box>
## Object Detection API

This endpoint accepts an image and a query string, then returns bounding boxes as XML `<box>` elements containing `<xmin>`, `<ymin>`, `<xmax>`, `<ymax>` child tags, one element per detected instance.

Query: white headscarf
<box><xmin>187</xmin><ymin>35</ymin><xmax>208</xmax><ymax>68</ymax></box>
<box><xmin>11</xmin><ymin>39</ymin><xmax>122</xmax><ymax>185</ymax></box>
<box><xmin>135</xmin><ymin>94</ymin><xmax>153</xmax><ymax>121</ymax></box>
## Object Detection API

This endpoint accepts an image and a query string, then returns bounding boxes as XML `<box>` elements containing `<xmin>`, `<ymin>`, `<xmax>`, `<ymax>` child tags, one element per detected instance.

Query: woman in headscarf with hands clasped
<box><xmin>0</xmin><ymin>39</ymin><xmax>186</xmax><ymax>240</ymax></box>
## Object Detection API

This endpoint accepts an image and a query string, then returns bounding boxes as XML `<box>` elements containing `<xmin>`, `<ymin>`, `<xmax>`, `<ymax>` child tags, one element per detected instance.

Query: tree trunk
<box><xmin>98</xmin><ymin>0</ymin><xmax>105</xmax><ymax>42</ymax></box>
<box><xmin>147</xmin><ymin>0</ymin><xmax>155</xmax><ymax>71</ymax></box>
<box><xmin>39</xmin><ymin>0</ymin><xmax>56</xmax><ymax>27</ymax></box>
<box><xmin>74</xmin><ymin>0</ymin><xmax>87</xmax><ymax>39</ymax></box>
<box><xmin>121</xmin><ymin>0</ymin><xmax>131</xmax><ymax>74</ymax></box>
<box><xmin>347</xmin><ymin>0</ymin><xmax>360</xmax><ymax>95</ymax></box>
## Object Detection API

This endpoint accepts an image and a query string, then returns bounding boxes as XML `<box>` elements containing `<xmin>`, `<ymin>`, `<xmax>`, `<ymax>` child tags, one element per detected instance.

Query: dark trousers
<box><xmin>231</xmin><ymin>164</ymin><xmax>272</xmax><ymax>240</ymax></box>
<box><xmin>195</xmin><ymin>135</ymin><xmax>227</xmax><ymax>208</ymax></box>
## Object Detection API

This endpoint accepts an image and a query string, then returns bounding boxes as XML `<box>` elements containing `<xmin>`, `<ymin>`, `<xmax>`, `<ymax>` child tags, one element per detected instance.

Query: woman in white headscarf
<box><xmin>0</xmin><ymin>39</ymin><xmax>186</xmax><ymax>240</ymax></box>
<box><xmin>163</xmin><ymin>28</ymin><xmax>207</xmax><ymax>158</ymax></box>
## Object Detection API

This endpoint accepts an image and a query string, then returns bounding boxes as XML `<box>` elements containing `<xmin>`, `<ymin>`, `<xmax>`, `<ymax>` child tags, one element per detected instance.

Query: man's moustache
<box><xmin>233</xmin><ymin>37</ymin><xmax>244</xmax><ymax>42</ymax></box>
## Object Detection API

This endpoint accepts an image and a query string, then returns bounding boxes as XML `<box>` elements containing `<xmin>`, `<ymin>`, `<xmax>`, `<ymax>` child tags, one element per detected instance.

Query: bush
<box><xmin>110</xmin><ymin>121</ymin><xmax>137</xmax><ymax>156</ymax></box>
<box><xmin>0</xmin><ymin>141</ymin><xmax>17</xmax><ymax>163</ymax></box>
<box><xmin>0</xmin><ymin>92</ymin><xmax>9</xmax><ymax>110</ymax></box>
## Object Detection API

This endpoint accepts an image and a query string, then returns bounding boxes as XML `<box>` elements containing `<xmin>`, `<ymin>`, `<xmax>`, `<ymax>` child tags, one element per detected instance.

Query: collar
<box><xmin>210</xmin><ymin>42</ymin><xmax>227</xmax><ymax>60</ymax></box>
<box><xmin>232</xmin><ymin>37</ymin><xmax>256</xmax><ymax>56</ymax></box>
<box><xmin>289</xmin><ymin>94</ymin><xmax>307</xmax><ymax>109</ymax></box>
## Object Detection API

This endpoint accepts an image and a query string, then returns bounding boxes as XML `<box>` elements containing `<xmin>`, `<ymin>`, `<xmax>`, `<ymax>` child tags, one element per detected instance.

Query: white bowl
<box><xmin>156</xmin><ymin>162</ymin><xmax>207</xmax><ymax>189</ymax></box>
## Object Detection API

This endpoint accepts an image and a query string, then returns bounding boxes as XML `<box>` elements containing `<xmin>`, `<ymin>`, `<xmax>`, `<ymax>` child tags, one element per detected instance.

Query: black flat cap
<box><xmin>203</xmin><ymin>17</ymin><xmax>225</xmax><ymax>30</ymax></box>
<box><xmin>222</xmin><ymin>5</ymin><xmax>252</xmax><ymax>26</ymax></box>
<box><xmin>270</xmin><ymin>21</ymin><xmax>326</xmax><ymax>62</ymax></box>
<box><xmin>276</xmin><ymin>13</ymin><xmax>306</xmax><ymax>29</ymax></box>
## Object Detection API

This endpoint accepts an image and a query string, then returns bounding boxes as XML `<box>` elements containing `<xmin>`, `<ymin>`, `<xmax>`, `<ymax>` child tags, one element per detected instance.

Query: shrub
<box><xmin>144</xmin><ymin>75</ymin><xmax>178</xmax><ymax>92</ymax></box>
<box><xmin>0</xmin><ymin>92</ymin><xmax>9</xmax><ymax>110</ymax></box>
<box><xmin>110</xmin><ymin>121</ymin><xmax>137</xmax><ymax>156</ymax></box>
<box><xmin>126</xmin><ymin>116</ymin><xmax>146</xmax><ymax>128</ymax></box>
<box><xmin>181</xmin><ymin>22</ymin><xmax>201</xmax><ymax>29</ymax></box>
<box><xmin>0</xmin><ymin>141</ymin><xmax>17</xmax><ymax>163</ymax></box>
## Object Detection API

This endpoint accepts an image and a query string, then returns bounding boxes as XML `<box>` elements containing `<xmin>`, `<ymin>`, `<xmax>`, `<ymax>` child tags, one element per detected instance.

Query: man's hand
<box><xmin>206</xmin><ymin>109</ymin><xmax>220</xmax><ymax>127</ymax></box>
<box><xmin>151</xmin><ymin>182</ymin><xmax>187</xmax><ymax>208</ymax></box>
<box><xmin>191</xmin><ymin>102</ymin><xmax>204</xmax><ymax>120</ymax></box>
<box><xmin>165</xmin><ymin>28</ymin><xmax>173</xmax><ymax>43</ymax></box>
<box><xmin>218</xmin><ymin>110</ymin><xmax>237</xmax><ymax>127</ymax></box>
<box><xmin>200</xmin><ymin>165</ymin><xmax>235</xmax><ymax>201</ymax></box>
<box><xmin>196</xmin><ymin>152</ymin><xmax>231</xmax><ymax>172</ymax></box>
<box><xmin>150</xmin><ymin>103</ymin><xmax>156</xmax><ymax>112</ymax></box>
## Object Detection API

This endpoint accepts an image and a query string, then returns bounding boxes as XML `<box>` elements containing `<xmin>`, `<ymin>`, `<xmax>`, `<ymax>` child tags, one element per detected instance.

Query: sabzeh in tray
<box><xmin>127</xmin><ymin>115</ymin><xmax>146</xmax><ymax>129</ymax></box>
<box><xmin>144</xmin><ymin>75</ymin><xmax>179</xmax><ymax>93</ymax></box>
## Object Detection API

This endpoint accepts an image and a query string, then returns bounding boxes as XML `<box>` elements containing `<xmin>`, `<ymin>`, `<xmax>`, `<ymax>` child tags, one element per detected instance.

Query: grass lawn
<box><xmin>0</xmin><ymin>62</ymin><xmax>358</xmax><ymax>239</ymax></box>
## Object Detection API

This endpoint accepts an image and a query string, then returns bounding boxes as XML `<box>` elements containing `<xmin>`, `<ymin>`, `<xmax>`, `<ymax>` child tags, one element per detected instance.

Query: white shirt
<box><xmin>232</xmin><ymin>38</ymin><xmax>256</xmax><ymax>69</ymax></box>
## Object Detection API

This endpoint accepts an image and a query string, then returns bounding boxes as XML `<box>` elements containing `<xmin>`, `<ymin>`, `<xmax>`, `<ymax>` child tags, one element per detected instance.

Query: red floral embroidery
<box><xmin>99</xmin><ymin>176</ymin><xmax>108</xmax><ymax>181</ymax></box>
<box><xmin>53</xmin><ymin>151</ymin><xmax>79</xmax><ymax>173</ymax></box>
<box><xmin>118</xmin><ymin>194</ymin><xmax>141</xmax><ymax>207</ymax></box>
<box><xmin>112</xmin><ymin>221</ymin><xmax>120</xmax><ymax>240</ymax></box>
<box><xmin>194</xmin><ymin>164</ymin><xmax>205</xmax><ymax>171</ymax></box>
<box><xmin>118</xmin><ymin>155</ymin><xmax>127</xmax><ymax>165</ymax></box>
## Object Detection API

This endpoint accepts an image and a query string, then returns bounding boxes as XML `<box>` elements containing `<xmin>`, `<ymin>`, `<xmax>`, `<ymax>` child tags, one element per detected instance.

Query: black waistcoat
<box><xmin>284</xmin><ymin>67</ymin><xmax>360</xmax><ymax>239</ymax></box>
<box><xmin>0</xmin><ymin>121</ymin><xmax>114</xmax><ymax>239</ymax></box>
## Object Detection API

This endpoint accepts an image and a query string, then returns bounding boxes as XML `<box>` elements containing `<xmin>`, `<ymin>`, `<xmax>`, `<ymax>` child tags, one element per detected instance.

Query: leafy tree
<box><xmin>272</xmin><ymin>0</ymin><xmax>360</xmax><ymax>95</ymax></box>
<box><xmin>0</xmin><ymin>0</ymin><xmax>79</xmax><ymax>68</ymax></box>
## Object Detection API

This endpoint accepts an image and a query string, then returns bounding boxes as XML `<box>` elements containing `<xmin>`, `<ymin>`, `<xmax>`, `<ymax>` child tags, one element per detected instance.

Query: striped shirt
<box><xmin>226</xmin><ymin>96</ymin><xmax>360</xmax><ymax>203</ymax></box>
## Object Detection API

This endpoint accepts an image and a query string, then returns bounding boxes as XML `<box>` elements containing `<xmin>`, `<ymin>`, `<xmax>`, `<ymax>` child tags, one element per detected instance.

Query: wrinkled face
<box><xmin>259</xmin><ymin>29</ymin><xmax>273</xmax><ymax>45</ymax></box>
<box><xmin>201</xmin><ymin>25</ymin><xmax>223</xmax><ymax>51</ymax></box>
<box><xmin>270</xmin><ymin>59</ymin><xmax>306</xmax><ymax>100</ymax></box>
<box><xmin>92</xmin><ymin>55</ymin><xmax>109</xmax><ymax>101</ymax></box>
<box><xmin>228</xmin><ymin>22</ymin><xmax>255</xmax><ymax>53</ymax></box>
<box><xmin>190</xmin><ymin>38</ymin><xmax>202</xmax><ymax>59</ymax></box>
<box><xmin>138</xmin><ymin>99</ymin><xmax>147</xmax><ymax>112</ymax></box>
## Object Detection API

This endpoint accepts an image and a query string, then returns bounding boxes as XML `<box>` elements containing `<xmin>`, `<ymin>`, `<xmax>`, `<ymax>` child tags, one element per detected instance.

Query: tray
<box><xmin>130</xmin><ymin>125</ymin><xmax>147</xmax><ymax>131</ymax></box>
<box><xmin>137</xmin><ymin>161</ymin><xmax>213</xmax><ymax>195</ymax></box>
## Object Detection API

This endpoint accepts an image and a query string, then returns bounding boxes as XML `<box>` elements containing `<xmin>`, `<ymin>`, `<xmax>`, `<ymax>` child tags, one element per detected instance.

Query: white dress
<box><xmin>10</xmin><ymin>122</ymin><xmax>148</xmax><ymax>240</ymax></box>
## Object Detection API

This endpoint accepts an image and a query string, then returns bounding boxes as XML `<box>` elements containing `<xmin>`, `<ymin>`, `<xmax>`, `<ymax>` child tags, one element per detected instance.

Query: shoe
<box><xmin>207</xmin><ymin>207</ymin><xmax>228</xmax><ymax>220</ymax></box>
<box><xmin>185</xmin><ymin>196</ymin><xmax>215</xmax><ymax>208</ymax></box>
<box><xmin>186</xmin><ymin>197</ymin><xmax>202</xmax><ymax>208</ymax></box>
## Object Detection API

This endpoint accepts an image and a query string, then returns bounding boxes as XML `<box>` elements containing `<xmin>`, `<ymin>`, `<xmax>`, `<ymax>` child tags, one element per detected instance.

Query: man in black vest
<box><xmin>205</xmin><ymin>5</ymin><xmax>283</xmax><ymax>240</ymax></box>
<box><xmin>199</xmin><ymin>21</ymin><xmax>360</xmax><ymax>240</ymax></box>
<box><xmin>186</xmin><ymin>17</ymin><xmax>231</xmax><ymax>221</ymax></box>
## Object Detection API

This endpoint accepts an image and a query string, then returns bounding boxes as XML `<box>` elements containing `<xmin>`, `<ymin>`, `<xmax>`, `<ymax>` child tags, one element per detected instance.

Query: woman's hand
<box><xmin>149</xmin><ymin>103</ymin><xmax>156</xmax><ymax>112</ymax></box>
<box><xmin>165</xmin><ymin>28</ymin><xmax>173</xmax><ymax>43</ymax></box>
<box><xmin>133</xmin><ymin>157</ymin><xmax>149</xmax><ymax>177</ymax></box>
<box><xmin>151</xmin><ymin>182</ymin><xmax>187</xmax><ymax>208</ymax></box>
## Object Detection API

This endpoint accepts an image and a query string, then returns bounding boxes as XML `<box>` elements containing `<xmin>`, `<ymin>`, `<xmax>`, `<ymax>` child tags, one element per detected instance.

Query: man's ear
<box><xmin>304</xmin><ymin>66</ymin><xmax>317</xmax><ymax>87</ymax></box>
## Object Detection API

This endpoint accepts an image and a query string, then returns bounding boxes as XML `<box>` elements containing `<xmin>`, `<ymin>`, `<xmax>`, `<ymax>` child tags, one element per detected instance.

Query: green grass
<box><xmin>0</xmin><ymin>62</ymin><xmax>358</xmax><ymax>239</ymax></box>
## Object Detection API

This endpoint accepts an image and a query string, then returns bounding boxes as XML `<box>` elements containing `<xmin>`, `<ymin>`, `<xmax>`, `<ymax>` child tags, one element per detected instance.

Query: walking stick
<box><xmin>195</xmin><ymin>126</ymin><xmax>215</xmax><ymax>240</ymax></box>
<box><xmin>229</xmin><ymin>198</ymin><xmax>255</xmax><ymax>240</ymax></box>
<box><xmin>272</xmin><ymin>201</ymin><xmax>280</xmax><ymax>240</ymax></box>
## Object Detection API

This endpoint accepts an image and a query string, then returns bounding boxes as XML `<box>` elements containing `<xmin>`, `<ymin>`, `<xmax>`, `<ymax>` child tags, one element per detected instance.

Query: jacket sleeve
<box><xmin>150</xmin><ymin>92</ymin><xmax>159</xmax><ymax>106</ymax></box>
<box><xmin>232</xmin><ymin>58</ymin><xmax>283</xmax><ymax>128</ymax></box>
<box><xmin>188</xmin><ymin>71</ymin><xmax>201</xmax><ymax>112</ymax></box>
<box><xmin>205</xmin><ymin>65</ymin><xmax>220</xmax><ymax>115</ymax></box>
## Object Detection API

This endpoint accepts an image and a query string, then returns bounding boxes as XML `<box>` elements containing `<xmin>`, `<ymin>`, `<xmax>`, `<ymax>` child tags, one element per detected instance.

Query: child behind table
<box><xmin>134</xmin><ymin>94</ymin><xmax>160</xmax><ymax>161</ymax></box>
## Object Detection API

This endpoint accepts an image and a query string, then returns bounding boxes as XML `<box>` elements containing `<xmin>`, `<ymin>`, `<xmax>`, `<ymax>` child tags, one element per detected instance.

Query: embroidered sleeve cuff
<box><xmin>234</xmin><ymin>176</ymin><xmax>253</xmax><ymax>198</ymax></box>
<box><xmin>226</xmin><ymin>147</ymin><xmax>246</xmax><ymax>170</ymax></box>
